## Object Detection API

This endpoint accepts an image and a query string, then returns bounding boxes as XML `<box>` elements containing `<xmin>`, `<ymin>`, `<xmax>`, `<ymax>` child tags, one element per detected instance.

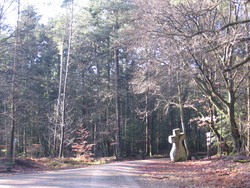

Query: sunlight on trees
<box><xmin>0</xmin><ymin>0</ymin><xmax>249</xmax><ymax>160</ymax></box>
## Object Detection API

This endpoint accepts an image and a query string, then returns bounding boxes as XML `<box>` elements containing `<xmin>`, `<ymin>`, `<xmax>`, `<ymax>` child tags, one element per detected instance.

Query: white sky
<box><xmin>21</xmin><ymin>0</ymin><xmax>65</xmax><ymax>23</ymax></box>
<box><xmin>5</xmin><ymin>0</ymin><xmax>89</xmax><ymax>26</ymax></box>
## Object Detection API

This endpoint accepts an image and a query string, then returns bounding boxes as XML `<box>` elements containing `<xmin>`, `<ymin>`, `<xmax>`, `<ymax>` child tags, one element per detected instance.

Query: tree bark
<box><xmin>226</xmin><ymin>41</ymin><xmax>242</xmax><ymax>153</ymax></box>
<box><xmin>58</xmin><ymin>0</ymin><xmax>73</xmax><ymax>158</ymax></box>
<box><xmin>228</xmin><ymin>90</ymin><xmax>241</xmax><ymax>153</ymax></box>
<box><xmin>209</xmin><ymin>102</ymin><xmax>230</xmax><ymax>154</ymax></box>
<box><xmin>8</xmin><ymin>0</ymin><xmax>20</xmax><ymax>160</ymax></box>
<box><xmin>247</xmin><ymin>65</ymin><xmax>250</xmax><ymax>156</ymax></box>
<box><xmin>177</xmin><ymin>72</ymin><xmax>190</xmax><ymax>159</ymax></box>
<box><xmin>145</xmin><ymin>89</ymin><xmax>152</xmax><ymax>156</ymax></box>
<box><xmin>244</xmin><ymin>1</ymin><xmax>250</xmax><ymax>156</ymax></box>
<box><xmin>114</xmin><ymin>46</ymin><xmax>121</xmax><ymax>159</ymax></box>
<box><xmin>113</xmin><ymin>9</ymin><xmax>121</xmax><ymax>159</ymax></box>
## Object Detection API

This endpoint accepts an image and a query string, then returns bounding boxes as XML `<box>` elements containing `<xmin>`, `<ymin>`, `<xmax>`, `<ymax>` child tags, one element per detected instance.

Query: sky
<box><xmin>23</xmin><ymin>0</ymin><xmax>66</xmax><ymax>23</ymax></box>
<box><xmin>5</xmin><ymin>0</ymin><xmax>89</xmax><ymax>26</ymax></box>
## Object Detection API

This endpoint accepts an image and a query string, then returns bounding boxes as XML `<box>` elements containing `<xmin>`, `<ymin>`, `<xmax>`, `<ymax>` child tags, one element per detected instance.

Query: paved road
<box><xmin>0</xmin><ymin>160</ymin><xmax>151</xmax><ymax>188</ymax></box>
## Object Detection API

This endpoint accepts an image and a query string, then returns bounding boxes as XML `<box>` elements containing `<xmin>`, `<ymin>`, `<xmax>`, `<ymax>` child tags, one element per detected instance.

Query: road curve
<box><xmin>0</xmin><ymin>160</ymin><xmax>154</xmax><ymax>188</ymax></box>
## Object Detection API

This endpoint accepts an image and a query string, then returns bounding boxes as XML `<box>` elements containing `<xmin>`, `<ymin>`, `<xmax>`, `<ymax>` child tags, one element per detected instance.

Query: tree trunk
<box><xmin>145</xmin><ymin>91</ymin><xmax>149</xmax><ymax>155</ymax></box>
<box><xmin>248</xmin><ymin>65</ymin><xmax>250</xmax><ymax>156</ymax></box>
<box><xmin>145</xmin><ymin>89</ymin><xmax>152</xmax><ymax>157</ymax></box>
<box><xmin>58</xmin><ymin>1</ymin><xmax>73</xmax><ymax>158</ymax></box>
<box><xmin>244</xmin><ymin>1</ymin><xmax>250</xmax><ymax>156</ymax></box>
<box><xmin>179</xmin><ymin>97</ymin><xmax>190</xmax><ymax>159</ymax></box>
<box><xmin>227</xmin><ymin>51</ymin><xmax>242</xmax><ymax>153</ymax></box>
<box><xmin>53</xmin><ymin>38</ymin><xmax>64</xmax><ymax>157</ymax></box>
<box><xmin>177</xmin><ymin>73</ymin><xmax>190</xmax><ymax>159</ymax></box>
<box><xmin>228</xmin><ymin>91</ymin><xmax>241</xmax><ymax>153</ymax></box>
<box><xmin>59</xmin><ymin>124</ymin><xmax>65</xmax><ymax>158</ymax></box>
<box><xmin>114</xmin><ymin>46</ymin><xmax>121</xmax><ymax>159</ymax></box>
<box><xmin>8</xmin><ymin>0</ymin><xmax>20</xmax><ymax>160</ymax></box>
<box><xmin>93</xmin><ymin>123</ymin><xmax>97</xmax><ymax>155</ymax></box>
<box><xmin>209</xmin><ymin>102</ymin><xmax>230</xmax><ymax>154</ymax></box>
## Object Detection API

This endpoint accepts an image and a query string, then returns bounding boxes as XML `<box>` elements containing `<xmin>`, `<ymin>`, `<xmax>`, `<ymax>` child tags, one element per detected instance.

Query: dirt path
<box><xmin>0</xmin><ymin>160</ymin><xmax>162</xmax><ymax>188</ymax></box>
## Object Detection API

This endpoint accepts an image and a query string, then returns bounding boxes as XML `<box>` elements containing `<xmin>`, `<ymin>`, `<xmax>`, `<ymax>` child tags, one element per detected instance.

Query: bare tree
<box><xmin>130</xmin><ymin>0</ymin><xmax>250</xmax><ymax>153</ymax></box>
<box><xmin>0</xmin><ymin>0</ymin><xmax>15</xmax><ymax>33</ymax></box>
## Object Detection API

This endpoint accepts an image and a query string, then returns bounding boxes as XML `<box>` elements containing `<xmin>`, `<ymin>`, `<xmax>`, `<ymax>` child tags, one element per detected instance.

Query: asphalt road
<box><xmin>0</xmin><ymin>160</ymin><xmax>151</xmax><ymax>188</ymax></box>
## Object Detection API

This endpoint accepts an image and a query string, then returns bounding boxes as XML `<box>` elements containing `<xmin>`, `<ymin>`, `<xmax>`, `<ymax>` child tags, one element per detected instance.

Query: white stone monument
<box><xmin>168</xmin><ymin>128</ymin><xmax>187</xmax><ymax>162</ymax></box>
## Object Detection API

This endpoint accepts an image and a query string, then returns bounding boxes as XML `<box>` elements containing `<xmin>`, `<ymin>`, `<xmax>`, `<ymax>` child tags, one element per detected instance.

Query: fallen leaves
<box><xmin>135</xmin><ymin>156</ymin><xmax>250</xmax><ymax>187</ymax></box>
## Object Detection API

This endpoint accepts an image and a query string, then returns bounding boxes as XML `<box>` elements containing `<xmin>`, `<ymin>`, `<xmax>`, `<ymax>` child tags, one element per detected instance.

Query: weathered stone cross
<box><xmin>168</xmin><ymin>128</ymin><xmax>187</xmax><ymax>162</ymax></box>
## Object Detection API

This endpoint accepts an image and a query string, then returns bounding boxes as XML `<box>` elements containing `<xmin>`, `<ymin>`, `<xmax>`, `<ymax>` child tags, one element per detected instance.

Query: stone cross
<box><xmin>168</xmin><ymin>128</ymin><xmax>187</xmax><ymax>162</ymax></box>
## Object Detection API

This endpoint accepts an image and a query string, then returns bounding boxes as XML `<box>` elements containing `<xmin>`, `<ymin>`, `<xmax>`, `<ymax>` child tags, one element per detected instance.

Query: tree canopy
<box><xmin>0</xmin><ymin>0</ymin><xmax>249</xmax><ymax>159</ymax></box>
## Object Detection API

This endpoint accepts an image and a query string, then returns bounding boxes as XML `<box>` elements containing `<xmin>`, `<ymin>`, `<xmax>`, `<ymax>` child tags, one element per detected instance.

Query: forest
<box><xmin>0</xmin><ymin>0</ymin><xmax>249</xmax><ymax>160</ymax></box>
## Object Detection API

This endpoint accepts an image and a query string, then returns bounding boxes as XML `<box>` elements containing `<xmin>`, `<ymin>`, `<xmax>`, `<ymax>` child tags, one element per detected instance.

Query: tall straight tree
<box><xmin>58</xmin><ymin>0</ymin><xmax>74</xmax><ymax>158</ymax></box>
<box><xmin>113</xmin><ymin>11</ymin><xmax>121</xmax><ymax>160</ymax></box>
<box><xmin>8</xmin><ymin>0</ymin><xmax>20</xmax><ymax>159</ymax></box>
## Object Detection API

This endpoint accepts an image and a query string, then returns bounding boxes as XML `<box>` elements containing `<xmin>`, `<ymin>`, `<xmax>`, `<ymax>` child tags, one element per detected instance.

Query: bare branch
<box><xmin>219</xmin><ymin>19</ymin><xmax>250</xmax><ymax>31</ymax></box>
<box><xmin>224</xmin><ymin>54</ymin><xmax>250</xmax><ymax>72</ymax></box>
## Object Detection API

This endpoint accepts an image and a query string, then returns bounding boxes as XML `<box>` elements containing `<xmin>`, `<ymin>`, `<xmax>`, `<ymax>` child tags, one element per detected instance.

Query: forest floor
<box><xmin>0</xmin><ymin>155</ymin><xmax>250</xmax><ymax>187</ymax></box>
<box><xmin>136</xmin><ymin>155</ymin><xmax>250</xmax><ymax>188</ymax></box>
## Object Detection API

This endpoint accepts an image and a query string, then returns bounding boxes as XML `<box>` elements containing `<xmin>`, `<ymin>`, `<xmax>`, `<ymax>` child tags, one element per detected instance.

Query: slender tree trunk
<box><xmin>124</xmin><ymin>69</ymin><xmax>131</xmax><ymax>155</ymax></box>
<box><xmin>244</xmin><ymin>1</ymin><xmax>250</xmax><ymax>156</ymax></box>
<box><xmin>140</xmin><ymin>118</ymin><xmax>145</xmax><ymax>159</ymax></box>
<box><xmin>3</xmin><ymin>98</ymin><xmax>7</xmax><ymax>156</ymax></box>
<box><xmin>8</xmin><ymin>0</ymin><xmax>20</xmax><ymax>159</ymax></box>
<box><xmin>52</xmin><ymin>125</ymin><xmax>58</xmax><ymax>157</ymax></box>
<box><xmin>114</xmin><ymin>46</ymin><xmax>121</xmax><ymax>159</ymax></box>
<box><xmin>113</xmin><ymin>9</ymin><xmax>121</xmax><ymax>159</ymax></box>
<box><xmin>58</xmin><ymin>123</ymin><xmax>65</xmax><ymax>158</ymax></box>
<box><xmin>150</xmin><ymin>112</ymin><xmax>155</xmax><ymax>156</ymax></box>
<box><xmin>247</xmin><ymin>65</ymin><xmax>250</xmax><ymax>156</ymax></box>
<box><xmin>54</xmin><ymin>40</ymin><xmax>63</xmax><ymax>157</ymax></box>
<box><xmin>53</xmin><ymin>39</ymin><xmax>64</xmax><ymax>157</ymax></box>
<box><xmin>93</xmin><ymin>123</ymin><xmax>97</xmax><ymax>155</ymax></box>
<box><xmin>58</xmin><ymin>1</ymin><xmax>73</xmax><ymax>158</ymax></box>
<box><xmin>23</xmin><ymin>126</ymin><xmax>26</xmax><ymax>156</ymax></box>
<box><xmin>145</xmin><ymin>94</ymin><xmax>149</xmax><ymax>156</ymax></box>
<box><xmin>145</xmin><ymin>89</ymin><xmax>152</xmax><ymax>156</ymax></box>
